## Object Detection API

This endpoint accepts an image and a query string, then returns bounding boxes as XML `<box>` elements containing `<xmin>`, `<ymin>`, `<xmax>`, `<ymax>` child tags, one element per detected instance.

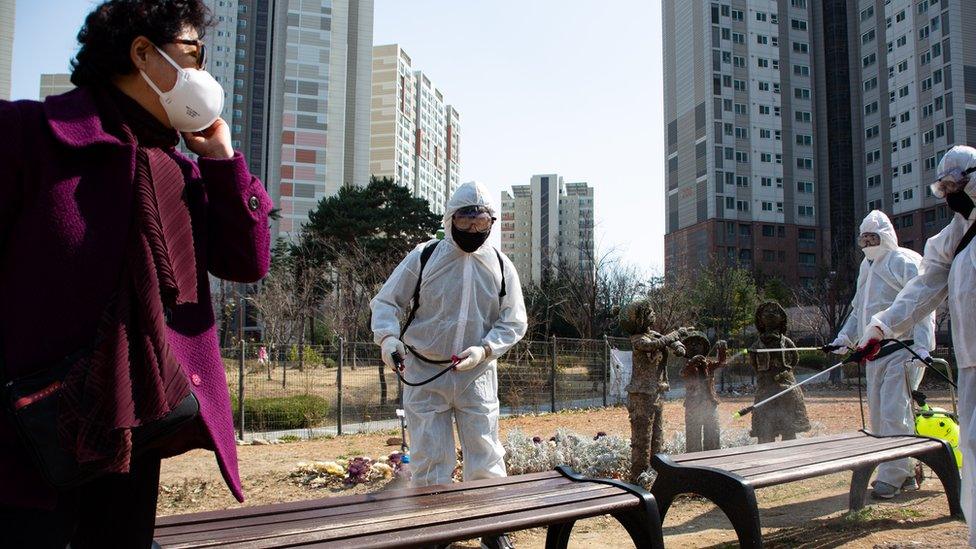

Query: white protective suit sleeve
<box><xmin>370</xmin><ymin>244</ymin><xmax>426</xmax><ymax>345</ymax></box>
<box><xmin>872</xmin><ymin>219</ymin><xmax>958</xmax><ymax>339</ymax></box>
<box><xmin>836</xmin><ymin>264</ymin><xmax>867</xmax><ymax>348</ymax></box>
<box><xmin>892</xmin><ymin>254</ymin><xmax>937</xmax><ymax>352</ymax></box>
<box><xmin>481</xmin><ymin>254</ymin><xmax>528</xmax><ymax>357</ymax></box>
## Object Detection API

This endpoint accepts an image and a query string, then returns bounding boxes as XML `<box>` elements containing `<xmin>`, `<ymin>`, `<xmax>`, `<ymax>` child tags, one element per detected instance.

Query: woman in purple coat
<box><xmin>0</xmin><ymin>1</ymin><xmax>272</xmax><ymax>546</ymax></box>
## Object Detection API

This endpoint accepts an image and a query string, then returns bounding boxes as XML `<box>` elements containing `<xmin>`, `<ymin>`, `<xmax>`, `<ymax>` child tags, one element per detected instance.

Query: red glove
<box><xmin>855</xmin><ymin>338</ymin><xmax>882</xmax><ymax>362</ymax></box>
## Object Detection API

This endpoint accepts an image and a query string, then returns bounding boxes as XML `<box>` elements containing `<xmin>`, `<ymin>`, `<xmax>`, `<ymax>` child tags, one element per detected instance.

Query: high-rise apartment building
<box><xmin>370</xmin><ymin>44</ymin><xmax>460</xmax><ymax>215</ymax></box>
<box><xmin>39</xmin><ymin>73</ymin><xmax>74</xmax><ymax>99</ymax></box>
<box><xmin>0</xmin><ymin>0</ymin><xmax>14</xmax><ymax>101</ymax></box>
<box><xmin>663</xmin><ymin>0</ymin><xmax>827</xmax><ymax>288</ymax></box>
<box><xmin>371</xmin><ymin>44</ymin><xmax>417</xmax><ymax>193</ymax></box>
<box><xmin>211</xmin><ymin>0</ymin><xmax>374</xmax><ymax>240</ymax></box>
<box><xmin>500</xmin><ymin>175</ymin><xmax>595</xmax><ymax>285</ymax></box>
<box><xmin>848</xmin><ymin>0</ymin><xmax>976</xmax><ymax>251</ymax></box>
<box><xmin>445</xmin><ymin>104</ymin><xmax>461</xmax><ymax>203</ymax></box>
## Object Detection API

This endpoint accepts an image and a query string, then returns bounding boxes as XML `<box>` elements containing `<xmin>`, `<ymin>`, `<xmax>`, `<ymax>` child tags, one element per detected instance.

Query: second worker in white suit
<box><xmin>828</xmin><ymin>210</ymin><xmax>935</xmax><ymax>499</ymax></box>
<box><xmin>370</xmin><ymin>181</ymin><xmax>528</xmax><ymax>549</ymax></box>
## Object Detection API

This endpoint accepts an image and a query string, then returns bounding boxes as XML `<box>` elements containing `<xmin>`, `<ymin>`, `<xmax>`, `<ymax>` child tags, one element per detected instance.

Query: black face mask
<box><xmin>451</xmin><ymin>224</ymin><xmax>490</xmax><ymax>253</ymax></box>
<box><xmin>946</xmin><ymin>190</ymin><xmax>975</xmax><ymax>219</ymax></box>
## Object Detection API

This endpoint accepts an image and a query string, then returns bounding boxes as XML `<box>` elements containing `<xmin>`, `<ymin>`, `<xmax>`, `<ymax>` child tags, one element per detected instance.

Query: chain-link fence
<box><xmin>221</xmin><ymin>339</ymin><xmax>959</xmax><ymax>441</ymax></box>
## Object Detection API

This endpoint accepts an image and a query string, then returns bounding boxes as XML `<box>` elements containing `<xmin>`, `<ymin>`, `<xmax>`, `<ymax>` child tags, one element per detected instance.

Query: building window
<box><xmin>799</xmin><ymin>252</ymin><xmax>816</xmax><ymax>265</ymax></box>
<box><xmin>762</xmin><ymin>201</ymin><xmax>773</xmax><ymax>211</ymax></box>
<box><xmin>736</xmin><ymin>175</ymin><xmax>749</xmax><ymax>187</ymax></box>
<box><xmin>863</xmin><ymin>77</ymin><xmax>877</xmax><ymax>92</ymax></box>
<box><xmin>791</xmin><ymin>18</ymin><xmax>808</xmax><ymax>31</ymax></box>
<box><xmin>732</xmin><ymin>9</ymin><xmax>744</xmax><ymax>21</ymax></box>
<box><xmin>866</xmin><ymin>149</ymin><xmax>881</xmax><ymax>164</ymax></box>
<box><xmin>862</xmin><ymin>53</ymin><xmax>877</xmax><ymax>67</ymax></box>
<box><xmin>793</xmin><ymin>41</ymin><xmax>809</xmax><ymax>53</ymax></box>
<box><xmin>865</xmin><ymin>101</ymin><xmax>879</xmax><ymax>116</ymax></box>
<box><xmin>737</xmin><ymin>200</ymin><xmax>750</xmax><ymax>212</ymax></box>
<box><xmin>861</xmin><ymin>29</ymin><xmax>875</xmax><ymax>45</ymax></box>
<box><xmin>867</xmin><ymin>174</ymin><xmax>881</xmax><ymax>188</ymax></box>
<box><xmin>793</xmin><ymin>64</ymin><xmax>811</xmax><ymax>76</ymax></box>
<box><xmin>865</xmin><ymin>125</ymin><xmax>879</xmax><ymax>139</ymax></box>
<box><xmin>797</xmin><ymin>205</ymin><xmax>814</xmax><ymax>217</ymax></box>
<box><xmin>797</xmin><ymin>181</ymin><xmax>814</xmax><ymax>193</ymax></box>
<box><xmin>860</xmin><ymin>6</ymin><xmax>874</xmax><ymax>21</ymax></box>
<box><xmin>795</xmin><ymin>87</ymin><xmax>811</xmax><ymax>99</ymax></box>
<box><xmin>795</xmin><ymin>134</ymin><xmax>812</xmax><ymax>146</ymax></box>
<box><xmin>796</xmin><ymin>158</ymin><xmax>813</xmax><ymax>170</ymax></box>
<box><xmin>795</xmin><ymin>110</ymin><xmax>811</xmax><ymax>123</ymax></box>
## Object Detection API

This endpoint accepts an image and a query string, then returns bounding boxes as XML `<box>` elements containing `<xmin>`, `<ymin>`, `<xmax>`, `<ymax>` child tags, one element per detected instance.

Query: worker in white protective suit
<box><xmin>371</xmin><ymin>181</ymin><xmax>527</xmax><ymax>549</ymax></box>
<box><xmin>858</xmin><ymin>145</ymin><xmax>976</xmax><ymax>542</ymax></box>
<box><xmin>828</xmin><ymin>210</ymin><xmax>935</xmax><ymax>499</ymax></box>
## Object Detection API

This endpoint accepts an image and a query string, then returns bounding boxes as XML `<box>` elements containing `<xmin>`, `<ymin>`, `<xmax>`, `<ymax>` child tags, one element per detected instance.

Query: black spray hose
<box><xmin>853</xmin><ymin>338</ymin><xmax>957</xmax><ymax>388</ymax></box>
<box><xmin>390</xmin><ymin>351</ymin><xmax>458</xmax><ymax>387</ymax></box>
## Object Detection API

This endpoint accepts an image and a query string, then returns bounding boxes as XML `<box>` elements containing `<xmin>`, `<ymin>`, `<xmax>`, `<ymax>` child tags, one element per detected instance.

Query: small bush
<box><xmin>797</xmin><ymin>351</ymin><xmax>829</xmax><ymax>372</ymax></box>
<box><xmin>230</xmin><ymin>394</ymin><xmax>330</xmax><ymax>431</ymax></box>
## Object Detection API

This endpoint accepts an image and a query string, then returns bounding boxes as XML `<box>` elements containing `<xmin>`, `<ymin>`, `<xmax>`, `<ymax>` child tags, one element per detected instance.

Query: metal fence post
<box><xmin>237</xmin><ymin>339</ymin><xmax>245</xmax><ymax>441</ymax></box>
<box><xmin>602</xmin><ymin>336</ymin><xmax>609</xmax><ymax>407</ymax></box>
<box><xmin>337</xmin><ymin>337</ymin><xmax>344</xmax><ymax>436</ymax></box>
<box><xmin>550</xmin><ymin>336</ymin><xmax>557</xmax><ymax>413</ymax></box>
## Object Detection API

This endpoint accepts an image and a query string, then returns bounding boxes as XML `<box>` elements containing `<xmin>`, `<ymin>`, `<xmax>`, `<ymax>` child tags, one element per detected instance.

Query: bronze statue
<box><xmin>680</xmin><ymin>333</ymin><xmax>727</xmax><ymax>452</ymax></box>
<box><xmin>748</xmin><ymin>301</ymin><xmax>811</xmax><ymax>443</ymax></box>
<box><xmin>618</xmin><ymin>299</ymin><xmax>691</xmax><ymax>482</ymax></box>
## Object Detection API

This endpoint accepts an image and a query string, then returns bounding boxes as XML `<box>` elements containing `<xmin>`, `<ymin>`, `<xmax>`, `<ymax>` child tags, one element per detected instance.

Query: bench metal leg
<box><xmin>544</xmin><ymin>510</ymin><xmax>663</xmax><ymax>549</ymax></box>
<box><xmin>544</xmin><ymin>520</ymin><xmax>576</xmax><ymax>549</ymax></box>
<box><xmin>915</xmin><ymin>443</ymin><xmax>964</xmax><ymax>518</ymax></box>
<box><xmin>651</xmin><ymin>456</ymin><xmax>762</xmax><ymax>549</ymax></box>
<box><xmin>849</xmin><ymin>465</ymin><xmax>877</xmax><ymax>512</ymax></box>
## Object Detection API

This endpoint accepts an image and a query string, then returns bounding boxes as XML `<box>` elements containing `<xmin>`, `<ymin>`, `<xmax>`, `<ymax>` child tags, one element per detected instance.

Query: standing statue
<box><xmin>748</xmin><ymin>301</ymin><xmax>811</xmax><ymax>443</ymax></box>
<box><xmin>618</xmin><ymin>299</ymin><xmax>691</xmax><ymax>482</ymax></box>
<box><xmin>680</xmin><ymin>333</ymin><xmax>727</xmax><ymax>452</ymax></box>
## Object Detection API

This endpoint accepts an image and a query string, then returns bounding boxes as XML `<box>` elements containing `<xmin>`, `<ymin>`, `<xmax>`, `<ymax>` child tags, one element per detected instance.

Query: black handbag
<box><xmin>2</xmin><ymin>341</ymin><xmax>199</xmax><ymax>489</ymax></box>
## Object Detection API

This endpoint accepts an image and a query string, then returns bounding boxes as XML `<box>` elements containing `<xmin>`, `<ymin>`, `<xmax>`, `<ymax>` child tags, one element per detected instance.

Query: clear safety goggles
<box><xmin>857</xmin><ymin>232</ymin><xmax>881</xmax><ymax>248</ymax></box>
<box><xmin>930</xmin><ymin>166</ymin><xmax>976</xmax><ymax>198</ymax></box>
<box><xmin>452</xmin><ymin>207</ymin><xmax>495</xmax><ymax>232</ymax></box>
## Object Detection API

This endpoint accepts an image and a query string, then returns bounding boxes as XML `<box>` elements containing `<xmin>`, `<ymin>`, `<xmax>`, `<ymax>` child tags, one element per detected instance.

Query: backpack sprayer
<box><xmin>734</xmin><ymin>339</ymin><xmax>961</xmax><ymax>466</ymax></box>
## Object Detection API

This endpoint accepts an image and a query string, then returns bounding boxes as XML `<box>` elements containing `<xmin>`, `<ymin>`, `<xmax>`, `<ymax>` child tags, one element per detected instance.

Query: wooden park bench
<box><xmin>153</xmin><ymin>465</ymin><xmax>664</xmax><ymax>548</ymax></box>
<box><xmin>649</xmin><ymin>430</ymin><xmax>962</xmax><ymax>549</ymax></box>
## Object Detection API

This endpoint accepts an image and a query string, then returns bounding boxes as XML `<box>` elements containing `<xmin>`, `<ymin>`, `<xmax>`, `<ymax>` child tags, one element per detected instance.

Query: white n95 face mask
<box><xmin>140</xmin><ymin>45</ymin><xmax>224</xmax><ymax>133</ymax></box>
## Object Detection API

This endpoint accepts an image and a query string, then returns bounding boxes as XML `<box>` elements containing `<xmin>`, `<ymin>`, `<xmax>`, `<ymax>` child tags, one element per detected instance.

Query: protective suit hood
<box><xmin>936</xmin><ymin>145</ymin><xmax>976</xmax><ymax>203</ymax></box>
<box><xmin>443</xmin><ymin>181</ymin><xmax>496</xmax><ymax>248</ymax></box>
<box><xmin>860</xmin><ymin>210</ymin><xmax>899</xmax><ymax>254</ymax></box>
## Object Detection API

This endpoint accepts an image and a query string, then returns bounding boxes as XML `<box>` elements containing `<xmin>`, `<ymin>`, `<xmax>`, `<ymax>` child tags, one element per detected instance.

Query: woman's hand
<box><xmin>183</xmin><ymin>118</ymin><xmax>234</xmax><ymax>159</ymax></box>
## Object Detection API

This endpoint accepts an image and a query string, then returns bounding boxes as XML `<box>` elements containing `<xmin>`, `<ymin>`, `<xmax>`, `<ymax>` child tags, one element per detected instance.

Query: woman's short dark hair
<box><xmin>70</xmin><ymin>0</ymin><xmax>213</xmax><ymax>87</ymax></box>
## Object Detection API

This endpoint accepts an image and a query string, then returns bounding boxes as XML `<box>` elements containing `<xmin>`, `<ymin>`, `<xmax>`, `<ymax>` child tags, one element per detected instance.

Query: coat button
<box><xmin>248</xmin><ymin>196</ymin><xmax>259</xmax><ymax>211</ymax></box>
<box><xmin>191</xmin><ymin>374</ymin><xmax>202</xmax><ymax>386</ymax></box>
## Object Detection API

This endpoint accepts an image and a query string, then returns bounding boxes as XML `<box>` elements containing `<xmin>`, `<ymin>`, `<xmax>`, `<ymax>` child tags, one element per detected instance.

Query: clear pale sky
<box><xmin>10</xmin><ymin>0</ymin><xmax>667</xmax><ymax>273</ymax></box>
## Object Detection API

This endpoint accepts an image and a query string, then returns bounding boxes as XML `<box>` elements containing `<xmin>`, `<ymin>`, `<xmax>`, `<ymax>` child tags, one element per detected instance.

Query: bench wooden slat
<box><xmin>230</xmin><ymin>493</ymin><xmax>640</xmax><ymax>549</ymax></box>
<box><xmin>160</xmin><ymin>484</ymin><xmax>628</xmax><ymax>548</ymax></box>
<box><xmin>155</xmin><ymin>470</ymin><xmax>563</xmax><ymax>529</ymax></box>
<box><xmin>671</xmin><ymin>432</ymin><xmax>863</xmax><ymax>463</ymax></box>
<box><xmin>155</xmin><ymin>476</ymin><xmax>582</xmax><ymax>543</ymax></box>
<box><xmin>684</xmin><ymin>435</ymin><xmax>901</xmax><ymax>469</ymax></box>
<box><xmin>728</xmin><ymin>437</ymin><xmax>934</xmax><ymax>478</ymax></box>
<box><xmin>749</xmin><ymin>441</ymin><xmax>942</xmax><ymax>488</ymax></box>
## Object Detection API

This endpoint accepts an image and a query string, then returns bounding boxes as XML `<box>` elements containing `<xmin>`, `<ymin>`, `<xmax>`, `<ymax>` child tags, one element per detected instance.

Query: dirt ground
<box><xmin>158</xmin><ymin>389</ymin><xmax>970</xmax><ymax>547</ymax></box>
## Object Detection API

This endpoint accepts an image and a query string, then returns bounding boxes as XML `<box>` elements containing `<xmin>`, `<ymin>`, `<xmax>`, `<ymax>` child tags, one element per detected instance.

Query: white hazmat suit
<box><xmin>863</xmin><ymin>145</ymin><xmax>976</xmax><ymax>542</ymax></box>
<box><xmin>832</xmin><ymin>211</ymin><xmax>935</xmax><ymax>489</ymax></box>
<box><xmin>370</xmin><ymin>181</ymin><xmax>528</xmax><ymax>487</ymax></box>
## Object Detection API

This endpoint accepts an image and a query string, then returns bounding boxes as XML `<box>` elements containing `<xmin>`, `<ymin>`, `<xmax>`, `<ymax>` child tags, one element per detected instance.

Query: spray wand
<box><xmin>733</xmin><ymin>339</ymin><xmax>955</xmax><ymax>419</ymax></box>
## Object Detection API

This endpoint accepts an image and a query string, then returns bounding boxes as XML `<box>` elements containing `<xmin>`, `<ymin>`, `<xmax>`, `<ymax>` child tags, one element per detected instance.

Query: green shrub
<box><xmin>230</xmin><ymin>394</ymin><xmax>330</xmax><ymax>431</ymax></box>
<box><xmin>797</xmin><ymin>351</ymin><xmax>829</xmax><ymax>372</ymax></box>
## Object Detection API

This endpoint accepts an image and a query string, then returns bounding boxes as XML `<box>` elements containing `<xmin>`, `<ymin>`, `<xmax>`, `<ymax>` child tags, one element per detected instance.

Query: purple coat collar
<box><xmin>43</xmin><ymin>87</ymin><xmax>127</xmax><ymax>149</ymax></box>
